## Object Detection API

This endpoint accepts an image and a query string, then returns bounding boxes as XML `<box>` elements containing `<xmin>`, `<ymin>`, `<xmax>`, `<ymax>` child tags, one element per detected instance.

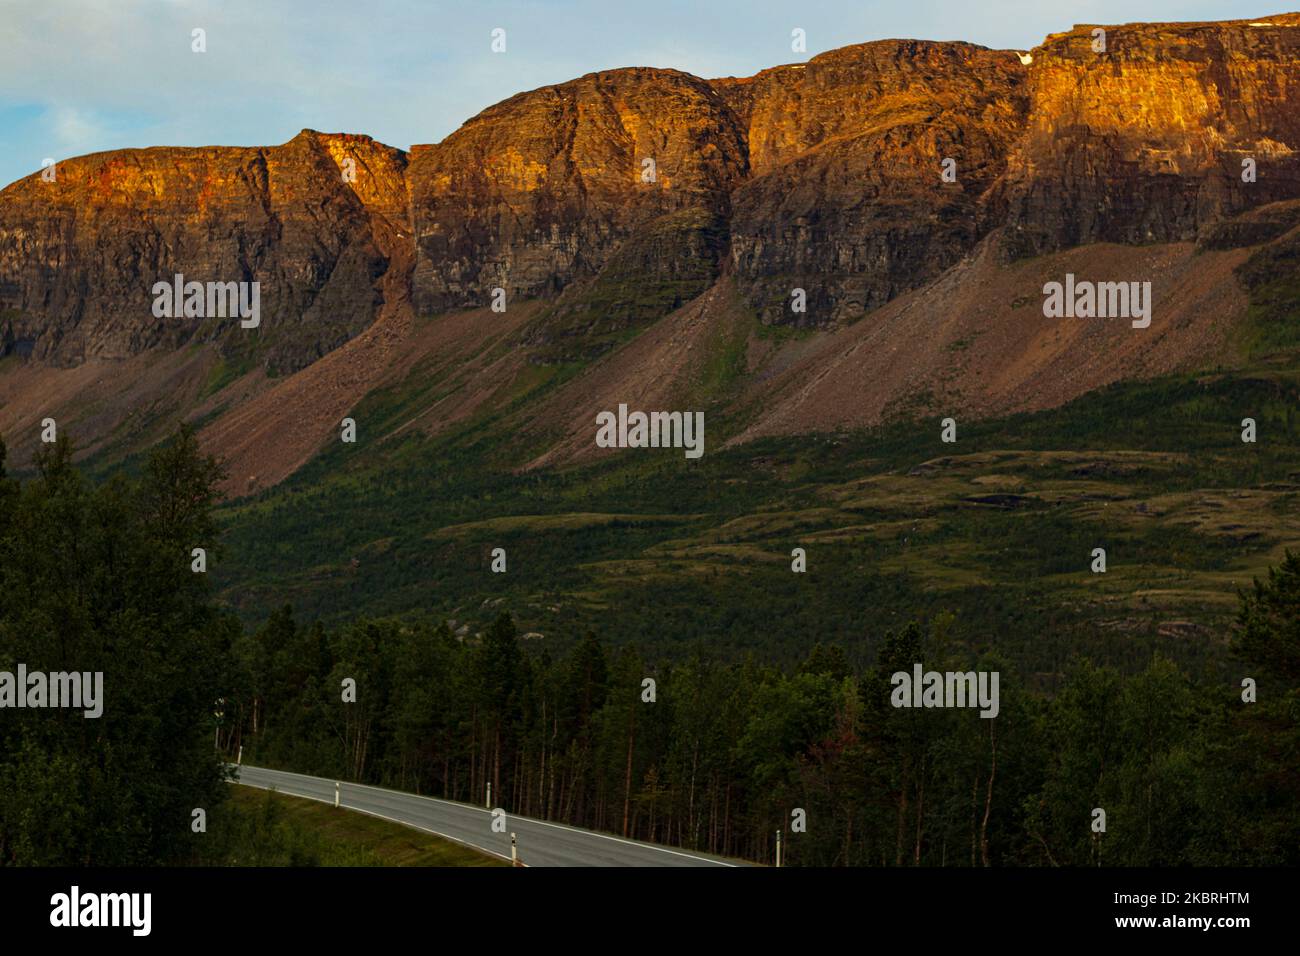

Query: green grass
<box><xmin>1234</xmin><ymin>222</ymin><xmax>1300</xmax><ymax>356</ymax></box>
<box><xmin>202</xmin><ymin>352</ymin><xmax>257</xmax><ymax>398</ymax></box>
<box><xmin>210</xmin><ymin>786</ymin><xmax>506</xmax><ymax>866</ymax></box>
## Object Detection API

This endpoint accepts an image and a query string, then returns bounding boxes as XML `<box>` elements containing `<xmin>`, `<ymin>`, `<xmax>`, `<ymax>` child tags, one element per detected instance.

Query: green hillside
<box><xmin>213</xmin><ymin>353</ymin><xmax>1300</xmax><ymax>682</ymax></box>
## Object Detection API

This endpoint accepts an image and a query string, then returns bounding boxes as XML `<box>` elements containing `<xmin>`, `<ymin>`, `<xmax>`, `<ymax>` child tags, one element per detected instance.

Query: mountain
<box><xmin>0</xmin><ymin>131</ymin><xmax>408</xmax><ymax>371</ymax></box>
<box><xmin>2</xmin><ymin>13</ymin><xmax>1299</xmax><ymax>494</ymax></box>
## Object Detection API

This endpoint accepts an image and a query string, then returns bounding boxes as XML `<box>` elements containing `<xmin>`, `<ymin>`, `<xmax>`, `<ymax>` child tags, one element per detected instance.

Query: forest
<box><xmin>2</xmin><ymin>426</ymin><xmax>1296</xmax><ymax>866</ymax></box>
<box><xmin>209</xmin><ymin>359</ymin><xmax>1300</xmax><ymax>689</ymax></box>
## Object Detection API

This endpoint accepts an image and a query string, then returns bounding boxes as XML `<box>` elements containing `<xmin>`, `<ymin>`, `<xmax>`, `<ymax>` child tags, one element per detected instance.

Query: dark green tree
<box><xmin>0</xmin><ymin>427</ymin><xmax>232</xmax><ymax>865</ymax></box>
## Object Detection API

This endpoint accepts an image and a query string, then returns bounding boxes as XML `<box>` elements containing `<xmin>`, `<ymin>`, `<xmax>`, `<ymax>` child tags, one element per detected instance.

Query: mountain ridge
<box><xmin>1</xmin><ymin>12</ymin><xmax>1298</xmax><ymax>493</ymax></box>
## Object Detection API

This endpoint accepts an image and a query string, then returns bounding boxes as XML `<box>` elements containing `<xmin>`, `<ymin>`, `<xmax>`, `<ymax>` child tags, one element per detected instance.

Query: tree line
<box><xmin>1</xmin><ymin>427</ymin><xmax>1296</xmax><ymax>865</ymax></box>
<box><xmin>222</xmin><ymin>595</ymin><xmax>1298</xmax><ymax>866</ymax></box>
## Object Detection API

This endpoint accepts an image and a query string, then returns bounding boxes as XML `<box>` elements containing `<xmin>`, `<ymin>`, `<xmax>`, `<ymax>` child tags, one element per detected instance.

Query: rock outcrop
<box><xmin>717</xmin><ymin>40</ymin><xmax>1027</xmax><ymax>325</ymax></box>
<box><xmin>2</xmin><ymin>12</ymin><xmax>1299</xmax><ymax>410</ymax></box>
<box><xmin>406</xmin><ymin>67</ymin><xmax>748</xmax><ymax>322</ymax></box>
<box><xmin>996</xmin><ymin>14</ymin><xmax>1300</xmax><ymax>258</ymax></box>
<box><xmin>0</xmin><ymin>131</ymin><xmax>407</xmax><ymax>373</ymax></box>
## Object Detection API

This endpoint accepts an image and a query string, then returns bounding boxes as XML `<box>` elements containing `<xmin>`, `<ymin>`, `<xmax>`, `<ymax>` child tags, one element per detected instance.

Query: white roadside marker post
<box><xmin>335</xmin><ymin>781</ymin><xmax>340</xmax><ymax>808</ymax></box>
<box><xmin>776</xmin><ymin>829</ymin><xmax>782</xmax><ymax>868</ymax></box>
<box><xmin>486</xmin><ymin>782</ymin><xmax>492</xmax><ymax>809</ymax></box>
<box><xmin>511</xmin><ymin>832</ymin><xmax>518</xmax><ymax>866</ymax></box>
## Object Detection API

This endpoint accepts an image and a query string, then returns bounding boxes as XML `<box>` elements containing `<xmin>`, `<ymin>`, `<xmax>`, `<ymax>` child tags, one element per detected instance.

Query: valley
<box><xmin>0</xmin><ymin>11</ymin><xmax>1297</xmax><ymax>682</ymax></box>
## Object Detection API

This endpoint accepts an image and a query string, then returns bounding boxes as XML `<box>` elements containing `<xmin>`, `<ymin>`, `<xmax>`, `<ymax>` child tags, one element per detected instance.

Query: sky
<box><xmin>0</xmin><ymin>0</ymin><xmax>1275</xmax><ymax>188</ymax></box>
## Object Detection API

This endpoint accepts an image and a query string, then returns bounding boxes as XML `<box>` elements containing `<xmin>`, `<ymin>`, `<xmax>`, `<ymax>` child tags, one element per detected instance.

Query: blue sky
<box><xmin>0</xmin><ymin>0</ymin><xmax>1273</xmax><ymax>188</ymax></box>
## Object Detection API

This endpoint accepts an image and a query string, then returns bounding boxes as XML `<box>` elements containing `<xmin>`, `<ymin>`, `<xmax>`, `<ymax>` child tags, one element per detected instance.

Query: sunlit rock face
<box><xmin>996</xmin><ymin>15</ymin><xmax>1300</xmax><ymax>259</ymax></box>
<box><xmin>406</xmin><ymin>67</ymin><xmax>749</xmax><ymax>318</ymax></box>
<box><xmin>4</xmin><ymin>14</ymin><xmax>1300</xmax><ymax>369</ymax></box>
<box><xmin>0</xmin><ymin>130</ymin><xmax>407</xmax><ymax>373</ymax></box>
<box><xmin>716</xmin><ymin>40</ymin><xmax>1028</xmax><ymax>326</ymax></box>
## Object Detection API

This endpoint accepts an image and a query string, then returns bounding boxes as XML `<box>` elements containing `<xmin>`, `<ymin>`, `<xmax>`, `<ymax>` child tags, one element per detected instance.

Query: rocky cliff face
<box><xmin>0</xmin><ymin>130</ymin><xmax>407</xmax><ymax>373</ymax></box>
<box><xmin>2</xmin><ymin>14</ymin><xmax>1299</xmax><ymax>377</ymax></box>
<box><xmin>717</xmin><ymin>40</ymin><xmax>1027</xmax><ymax>325</ymax></box>
<box><xmin>996</xmin><ymin>14</ymin><xmax>1300</xmax><ymax>258</ymax></box>
<box><xmin>407</xmin><ymin>67</ymin><xmax>748</xmax><ymax>324</ymax></box>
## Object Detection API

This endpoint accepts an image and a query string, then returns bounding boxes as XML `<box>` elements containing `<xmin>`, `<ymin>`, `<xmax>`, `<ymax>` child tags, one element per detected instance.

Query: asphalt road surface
<box><xmin>233</xmin><ymin>764</ymin><xmax>747</xmax><ymax>867</ymax></box>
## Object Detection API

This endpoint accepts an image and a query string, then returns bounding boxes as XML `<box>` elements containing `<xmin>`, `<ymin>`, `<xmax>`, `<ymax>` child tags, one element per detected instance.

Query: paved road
<box><xmin>233</xmin><ymin>764</ymin><xmax>747</xmax><ymax>867</ymax></box>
